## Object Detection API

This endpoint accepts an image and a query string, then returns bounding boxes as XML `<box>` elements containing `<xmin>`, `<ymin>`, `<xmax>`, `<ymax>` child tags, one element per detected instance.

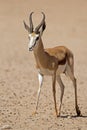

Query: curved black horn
<box><xmin>29</xmin><ymin>12</ymin><xmax>34</xmax><ymax>33</ymax></box>
<box><xmin>35</xmin><ymin>12</ymin><xmax>45</xmax><ymax>33</ymax></box>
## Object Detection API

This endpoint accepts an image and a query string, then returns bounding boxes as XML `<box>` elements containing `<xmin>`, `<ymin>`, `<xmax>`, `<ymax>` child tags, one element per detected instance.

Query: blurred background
<box><xmin>0</xmin><ymin>0</ymin><xmax>87</xmax><ymax>68</ymax></box>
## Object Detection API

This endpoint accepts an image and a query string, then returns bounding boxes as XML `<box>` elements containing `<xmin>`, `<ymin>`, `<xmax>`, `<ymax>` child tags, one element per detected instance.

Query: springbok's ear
<box><xmin>23</xmin><ymin>20</ymin><xmax>30</xmax><ymax>32</ymax></box>
<box><xmin>40</xmin><ymin>21</ymin><xmax>46</xmax><ymax>36</ymax></box>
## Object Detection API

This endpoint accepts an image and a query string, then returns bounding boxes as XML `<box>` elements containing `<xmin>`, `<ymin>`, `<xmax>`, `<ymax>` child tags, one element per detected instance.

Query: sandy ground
<box><xmin>0</xmin><ymin>0</ymin><xmax>87</xmax><ymax>130</ymax></box>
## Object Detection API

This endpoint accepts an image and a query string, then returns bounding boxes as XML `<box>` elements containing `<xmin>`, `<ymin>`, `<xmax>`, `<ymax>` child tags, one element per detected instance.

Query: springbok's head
<box><xmin>23</xmin><ymin>12</ymin><xmax>46</xmax><ymax>51</ymax></box>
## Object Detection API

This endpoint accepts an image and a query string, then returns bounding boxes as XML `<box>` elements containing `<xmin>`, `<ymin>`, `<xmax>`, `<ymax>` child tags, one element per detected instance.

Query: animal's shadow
<box><xmin>60</xmin><ymin>115</ymin><xmax>87</xmax><ymax>118</ymax></box>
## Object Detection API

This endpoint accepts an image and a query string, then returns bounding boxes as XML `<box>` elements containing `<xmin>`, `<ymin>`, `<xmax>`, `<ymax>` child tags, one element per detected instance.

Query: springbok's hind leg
<box><xmin>56</xmin><ymin>76</ymin><xmax>65</xmax><ymax>116</ymax></box>
<box><xmin>72</xmin><ymin>78</ymin><xmax>81</xmax><ymax>116</ymax></box>
<box><xmin>67</xmin><ymin>66</ymin><xmax>81</xmax><ymax>116</ymax></box>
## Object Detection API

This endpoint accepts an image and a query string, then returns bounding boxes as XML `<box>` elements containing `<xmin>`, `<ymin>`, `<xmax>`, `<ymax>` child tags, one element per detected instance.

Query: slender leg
<box><xmin>72</xmin><ymin>78</ymin><xmax>81</xmax><ymax>116</ymax></box>
<box><xmin>52</xmin><ymin>72</ymin><xmax>58</xmax><ymax>117</ymax></box>
<box><xmin>67</xmin><ymin>66</ymin><xmax>81</xmax><ymax>116</ymax></box>
<box><xmin>56</xmin><ymin>76</ymin><xmax>65</xmax><ymax>116</ymax></box>
<box><xmin>35</xmin><ymin>73</ymin><xmax>43</xmax><ymax>113</ymax></box>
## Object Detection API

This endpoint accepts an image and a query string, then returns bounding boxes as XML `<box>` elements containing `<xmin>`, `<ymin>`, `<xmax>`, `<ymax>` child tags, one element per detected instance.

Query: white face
<box><xmin>28</xmin><ymin>33</ymin><xmax>39</xmax><ymax>51</ymax></box>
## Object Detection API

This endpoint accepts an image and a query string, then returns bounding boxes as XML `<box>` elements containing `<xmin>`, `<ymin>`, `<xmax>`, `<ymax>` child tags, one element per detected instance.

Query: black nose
<box><xmin>29</xmin><ymin>47</ymin><xmax>32</xmax><ymax>51</ymax></box>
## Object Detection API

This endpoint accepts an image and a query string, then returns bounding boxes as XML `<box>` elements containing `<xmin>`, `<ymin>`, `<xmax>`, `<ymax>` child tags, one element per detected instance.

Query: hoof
<box><xmin>57</xmin><ymin>114</ymin><xmax>60</xmax><ymax>117</ymax></box>
<box><xmin>77</xmin><ymin>109</ymin><xmax>82</xmax><ymax>116</ymax></box>
<box><xmin>76</xmin><ymin>107</ymin><xmax>82</xmax><ymax>116</ymax></box>
<box><xmin>53</xmin><ymin>112</ymin><xmax>60</xmax><ymax>117</ymax></box>
<box><xmin>56</xmin><ymin>112</ymin><xmax>61</xmax><ymax>117</ymax></box>
<box><xmin>32</xmin><ymin>111</ymin><xmax>38</xmax><ymax>116</ymax></box>
<box><xmin>76</xmin><ymin>105</ymin><xmax>82</xmax><ymax>116</ymax></box>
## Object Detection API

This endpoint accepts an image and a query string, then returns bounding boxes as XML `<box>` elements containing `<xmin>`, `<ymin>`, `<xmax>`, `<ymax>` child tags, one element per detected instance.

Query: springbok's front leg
<box><xmin>35</xmin><ymin>73</ymin><xmax>43</xmax><ymax>114</ymax></box>
<box><xmin>52</xmin><ymin>71</ymin><xmax>59</xmax><ymax>117</ymax></box>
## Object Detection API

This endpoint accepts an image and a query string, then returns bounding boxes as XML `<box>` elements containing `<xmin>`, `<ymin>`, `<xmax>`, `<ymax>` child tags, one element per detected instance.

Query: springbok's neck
<box><xmin>33</xmin><ymin>37</ymin><xmax>44</xmax><ymax>55</ymax></box>
<box><xmin>33</xmin><ymin>37</ymin><xmax>46</xmax><ymax>67</ymax></box>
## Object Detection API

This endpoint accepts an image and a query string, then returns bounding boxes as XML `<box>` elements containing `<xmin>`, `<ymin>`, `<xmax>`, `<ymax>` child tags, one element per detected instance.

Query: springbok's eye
<box><xmin>36</xmin><ymin>37</ymin><xmax>39</xmax><ymax>41</ymax></box>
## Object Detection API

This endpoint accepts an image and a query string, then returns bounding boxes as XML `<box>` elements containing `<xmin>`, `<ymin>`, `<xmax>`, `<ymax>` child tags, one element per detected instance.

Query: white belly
<box><xmin>38</xmin><ymin>64</ymin><xmax>66</xmax><ymax>76</ymax></box>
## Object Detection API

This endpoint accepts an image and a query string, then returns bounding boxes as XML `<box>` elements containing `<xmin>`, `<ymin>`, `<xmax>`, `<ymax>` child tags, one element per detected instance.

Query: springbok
<box><xmin>23</xmin><ymin>12</ymin><xmax>81</xmax><ymax>117</ymax></box>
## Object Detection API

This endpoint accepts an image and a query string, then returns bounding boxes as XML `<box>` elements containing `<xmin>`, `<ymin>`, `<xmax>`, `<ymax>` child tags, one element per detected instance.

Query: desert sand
<box><xmin>0</xmin><ymin>0</ymin><xmax>87</xmax><ymax>130</ymax></box>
